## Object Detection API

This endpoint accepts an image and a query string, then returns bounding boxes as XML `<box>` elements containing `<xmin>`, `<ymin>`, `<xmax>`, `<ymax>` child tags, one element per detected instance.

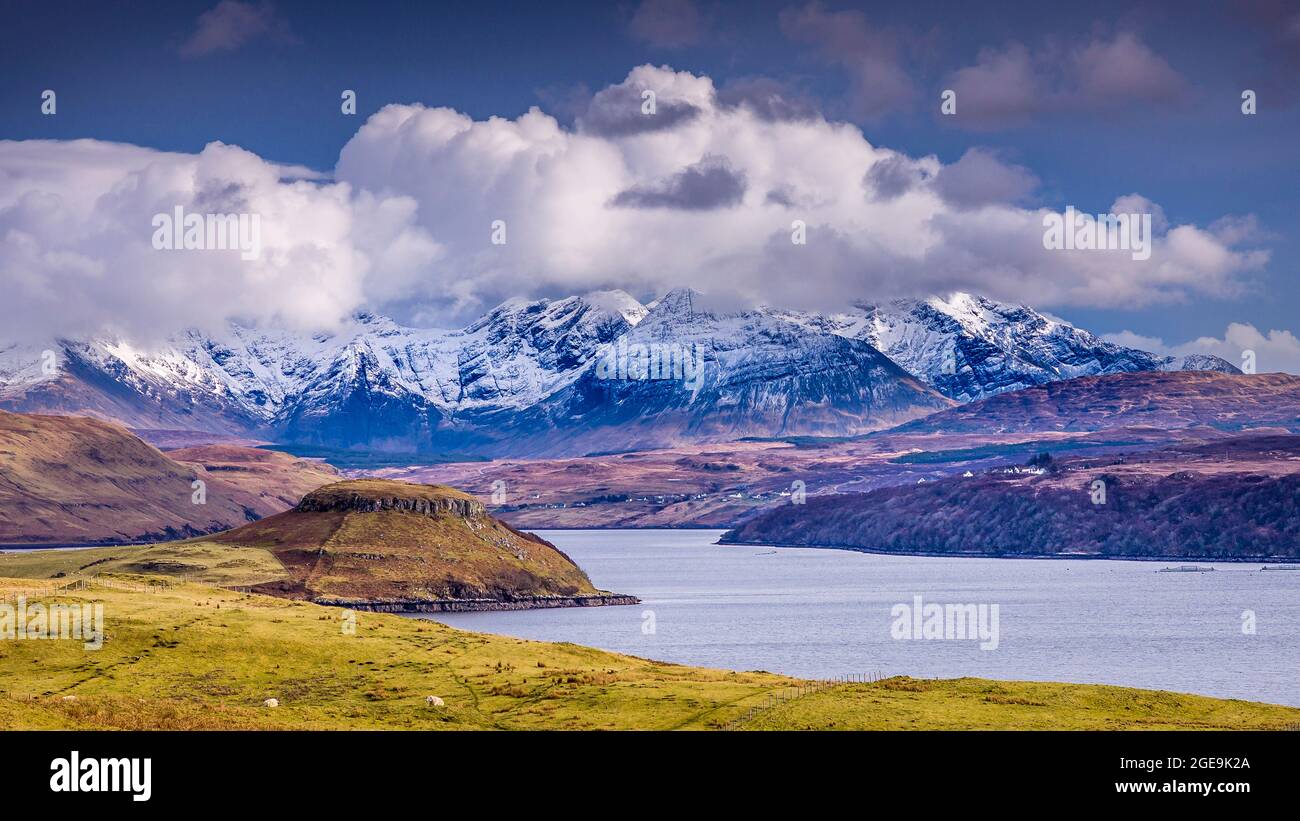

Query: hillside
<box><xmin>208</xmin><ymin>479</ymin><xmax>635</xmax><ymax>610</ymax></box>
<box><xmin>893</xmin><ymin>371</ymin><xmax>1300</xmax><ymax>435</ymax></box>
<box><xmin>722</xmin><ymin>433</ymin><xmax>1300</xmax><ymax>560</ymax></box>
<box><xmin>0</xmin><ymin>411</ymin><xmax>338</xmax><ymax>545</ymax></box>
<box><xmin>0</xmin><ymin>478</ymin><xmax>636</xmax><ymax>610</ymax></box>
<box><xmin>3</xmin><ymin>577</ymin><xmax>1296</xmax><ymax>730</ymax></box>
<box><xmin>380</xmin><ymin>427</ymin><xmax>1211</xmax><ymax>529</ymax></box>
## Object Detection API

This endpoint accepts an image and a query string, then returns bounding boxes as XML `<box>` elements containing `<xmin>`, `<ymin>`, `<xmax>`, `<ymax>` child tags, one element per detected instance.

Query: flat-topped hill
<box><xmin>292</xmin><ymin>479</ymin><xmax>482</xmax><ymax>515</ymax></box>
<box><xmin>209</xmin><ymin>479</ymin><xmax>635</xmax><ymax>610</ymax></box>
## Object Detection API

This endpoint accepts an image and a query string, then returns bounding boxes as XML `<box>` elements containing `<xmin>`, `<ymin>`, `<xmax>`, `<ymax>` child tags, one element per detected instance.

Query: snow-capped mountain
<box><xmin>269</xmin><ymin>292</ymin><xmax>649</xmax><ymax>452</ymax></box>
<box><xmin>774</xmin><ymin>293</ymin><xmax>1239</xmax><ymax>402</ymax></box>
<box><xmin>9</xmin><ymin>291</ymin><xmax>652</xmax><ymax>453</ymax></box>
<box><xmin>0</xmin><ymin>289</ymin><xmax>1240</xmax><ymax>456</ymax></box>
<box><xmin>499</xmin><ymin>288</ymin><xmax>952</xmax><ymax>455</ymax></box>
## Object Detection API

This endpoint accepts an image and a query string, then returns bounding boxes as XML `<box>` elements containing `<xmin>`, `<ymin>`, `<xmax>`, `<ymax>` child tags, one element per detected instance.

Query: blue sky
<box><xmin>2</xmin><ymin>0</ymin><xmax>1298</xmax><ymax>363</ymax></box>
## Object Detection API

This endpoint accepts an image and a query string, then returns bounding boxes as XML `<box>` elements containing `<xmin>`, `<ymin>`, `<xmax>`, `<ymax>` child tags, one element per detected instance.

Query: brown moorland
<box><xmin>374</xmin><ymin>371</ymin><xmax>1300</xmax><ymax>530</ymax></box>
<box><xmin>722</xmin><ymin>433</ymin><xmax>1300</xmax><ymax>560</ymax></box>
<box><xmin>0</xmin><ymin>411</ymin><xmax>337</xmax><ymax>545</ymax></box>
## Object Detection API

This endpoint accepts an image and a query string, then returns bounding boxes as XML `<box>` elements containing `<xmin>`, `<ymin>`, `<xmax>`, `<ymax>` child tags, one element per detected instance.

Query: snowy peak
<box><xmin>582</xmin><ymin>289</ymin><xmax>648</xmax><ymax>326</ymax></box>
<box><xmin>463</xmin><ymin>291</ymin><xmax>644</xmax><ymax>383</ymax></box>
<box><xmin>535</xmin><ymin>296</ymin><xmax>953</xmax><ymax>455</ymax></box>
<box><xmin>0</xmin><ymin>289</ymin><xmax>1245</xmax><ymax>455</ymax></box>
<box><xmin>838</xmin><ymin>293</ymin><xmax>1240</xmax><ymax>402</ymax></box>
<box><xmin>642</xmin><ymin>287</ymin><xmax>708</xmax><ymax>324</ymax></box>
<box><xmin>923</xmin><ymin>292</ymin><xmax>1049</xmax><ymax>333</ymax></box>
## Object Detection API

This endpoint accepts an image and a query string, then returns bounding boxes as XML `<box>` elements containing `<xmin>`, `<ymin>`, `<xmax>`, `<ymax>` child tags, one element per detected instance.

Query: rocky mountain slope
<box><xmin>776</xmin><ymin>293</ymin><xmax>1239</xmax><ymax>402</ymax></box>
<box><xmin>0</xmin><ymin>291</ymin><xmax>647</xmax><ymax>442</ymax></box>
<box><xmin>0</xmin><ymin>290</ymin><xmax>1242</xmax><ymax>456</ymax></box>
<box><xmin>894</xmin><ymin>371</ymin><xmax>1300</xmax><ymax>435</ymax></box>
<box><xmin>493</xmin><ymin>288</ymin><xmax>954</xmax><ymax>455</ymax></box>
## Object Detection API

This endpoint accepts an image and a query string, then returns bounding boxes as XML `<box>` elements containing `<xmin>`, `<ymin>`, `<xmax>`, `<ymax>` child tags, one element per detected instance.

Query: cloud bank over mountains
<box><xmin>1104</xmin><ymin>324</ymin><xmax>1300</xmax><ymax>376</ymax></box>
<box><xmin>0</xmin><ymin>65</ymin><xmax>1272</xmax><ymax>343</ymax></box>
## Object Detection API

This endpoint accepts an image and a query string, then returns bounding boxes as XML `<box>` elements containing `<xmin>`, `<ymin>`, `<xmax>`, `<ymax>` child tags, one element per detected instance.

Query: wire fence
<box><xmin>722</xmin><ymin>670</ymin><xmax>891</xmax><ymax>730</ymax></box>
<box><xmin>0</xmin><ymin>574</ymin><xmax>170</xmax><ymax>604</ymax></box>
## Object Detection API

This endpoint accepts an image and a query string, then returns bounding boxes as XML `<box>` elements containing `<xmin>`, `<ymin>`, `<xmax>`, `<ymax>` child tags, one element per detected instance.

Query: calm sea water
<box><xmin>415</xmin><ymin>529</ymin><xmax>1300</xmax><ymax>706</ymax></box>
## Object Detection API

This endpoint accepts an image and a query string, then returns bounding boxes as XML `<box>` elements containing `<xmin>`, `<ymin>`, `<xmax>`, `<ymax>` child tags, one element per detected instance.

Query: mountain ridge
<box><xmin>0</xmin><ymin>290</ymin><xmax>1243</xmax><ymax>456</ymax></box>
<box><xmin>894</xmin><ymin>371</ymin><xmax>1300</xmax><ymax>435</ymax></box>
<box><xmin>775</xmin><ymin>292</ymin><xmax>1239</xmax><ymax>402</ymax></box>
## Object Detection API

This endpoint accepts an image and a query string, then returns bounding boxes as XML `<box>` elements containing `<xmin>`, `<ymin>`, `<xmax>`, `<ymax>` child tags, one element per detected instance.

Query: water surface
<box><xmin>416</xmin><ymin>529</ymin><xmax>1300</xmax><ymax>706</ymax></box>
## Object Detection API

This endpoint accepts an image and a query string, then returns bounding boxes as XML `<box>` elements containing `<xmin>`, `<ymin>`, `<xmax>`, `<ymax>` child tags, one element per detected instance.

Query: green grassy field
<box><xmin>3</xmin><ymin>575</ymin><xmax>1298</xmax><ymax>730</ymax></box>
<box><xmin>739</xmin><ymin>676</ymin><xmax>1300</xmax><ymax>730</ymax></box>
<box><xmin>0</xmin><ymin>541</ymin><xmax>288</xmax><ymax>587</ymax></box>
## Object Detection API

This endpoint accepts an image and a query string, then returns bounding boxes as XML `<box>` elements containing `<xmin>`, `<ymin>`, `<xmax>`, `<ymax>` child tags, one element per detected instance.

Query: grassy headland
<box><xmin>0</xmin><ymin>479</ymin><xmax>636</xmax><ymax>610</ymax></box>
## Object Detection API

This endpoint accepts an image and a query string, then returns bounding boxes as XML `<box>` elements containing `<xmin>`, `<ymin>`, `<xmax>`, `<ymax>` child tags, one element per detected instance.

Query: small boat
<box><xmin>754</xmin><ymin>550</ymin><xmax>778</xmax><ymax>556</ymax></box>
<box><xmin>1157</xmin><ymin>565</ymin><xmax>1215</xmax><ymax>573</ymax></box>
<box><xmin>1261</xmin><ymin>565</ymin><xmax>1300</xmax><ymax>571</ymax></box>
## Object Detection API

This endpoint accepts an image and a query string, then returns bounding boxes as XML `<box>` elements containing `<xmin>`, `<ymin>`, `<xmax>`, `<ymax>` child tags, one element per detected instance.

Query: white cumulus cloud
<box><xmin>0</xmin><ymin>64</ymin><xmax>1274</xmax><ymax>340</ymax></box>
<box><xmin>335</xmin><ymin>65</ymin><xmax>1267</xmax><ymax>321</ymax></box>
<box><xmin>0</xmin><ymin>138</ymin><xmax>439</xmax><ymax>342</ymax></box>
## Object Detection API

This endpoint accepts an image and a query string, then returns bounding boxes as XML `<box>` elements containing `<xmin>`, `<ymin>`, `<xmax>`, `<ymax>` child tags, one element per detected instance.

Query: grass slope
<box><xmin>2</xmin><ymin>577</ymin><xmax>1297</xmax><ymax>731</ymax></box>
<box><xmin>0</xmin><ymin>541</ymin><xmax>287</xmax><ymax>587</ymax></box>
<box><xmin>0</xmin><ymin>410</ymin><xmax>337</xmax><ymax>544</ymax></box>
<box><xmin>0</xmin><ymin>577</ymin><xmax>788</xmax><ymax>730</ymax></box>
<box><xmin>740</xmin><ymin>677</ymin><xmax>1300</xmax><ymax>730</ymax></box>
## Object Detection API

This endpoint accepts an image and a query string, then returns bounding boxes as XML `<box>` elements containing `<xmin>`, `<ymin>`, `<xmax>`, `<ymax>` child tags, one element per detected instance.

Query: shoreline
<box><xmin>311</xmin><ymin>593</ymin><xmax>641</xmax><ymax>613</ymax></box>
<box><xmin>715</xmin><ymin>537</ymin><xmax>1300</xmax><ymax>564</ymax></box>
<box><xmin>11</xmin><ymin>529</ymin><xmax>1297</xmax><ymax>565</ymax></box>
<box><xmin>0</xmin><ymin>540</ymin><xmax>157</xmax><ymax>551</ymax></box>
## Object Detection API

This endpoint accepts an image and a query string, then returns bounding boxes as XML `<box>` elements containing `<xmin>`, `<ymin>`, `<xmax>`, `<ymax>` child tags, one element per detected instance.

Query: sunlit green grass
<box><xmin>3</xmin><ymin>577</ymin><xmax>1296</xmax><ymax>731</ymax></box>
<box><xmin>739</xmin><ymin>676</ymin><xmax>1300</xmax><ymax>730</ymax></box>
<box><xmin>0</xmin><ymin>541</ymin><xmax>286</xmax><ymax>587</ymax></box>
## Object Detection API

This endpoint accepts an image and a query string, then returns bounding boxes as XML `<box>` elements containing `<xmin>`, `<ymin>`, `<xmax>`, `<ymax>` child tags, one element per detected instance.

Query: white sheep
<box><xmin>425</xmin><ymin>696</ymin><xmax>444</xmax><ymax>707</ymax></box>
<box><xmin>263</xmin><ymin>697</ymin><xmax>280</xmax><ymax>708</ymax></box>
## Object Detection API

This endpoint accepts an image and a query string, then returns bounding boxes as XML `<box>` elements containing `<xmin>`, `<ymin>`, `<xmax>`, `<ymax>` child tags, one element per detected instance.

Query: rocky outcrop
<box><xmin>313</xmin><ymin>593</ymin><xmax>640</xmax><ymax>612</ymax></box>
<box><xmin>296</xmin><ymin>487</ymin><xmax>483</xmax><ymax>517</ymax></box>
